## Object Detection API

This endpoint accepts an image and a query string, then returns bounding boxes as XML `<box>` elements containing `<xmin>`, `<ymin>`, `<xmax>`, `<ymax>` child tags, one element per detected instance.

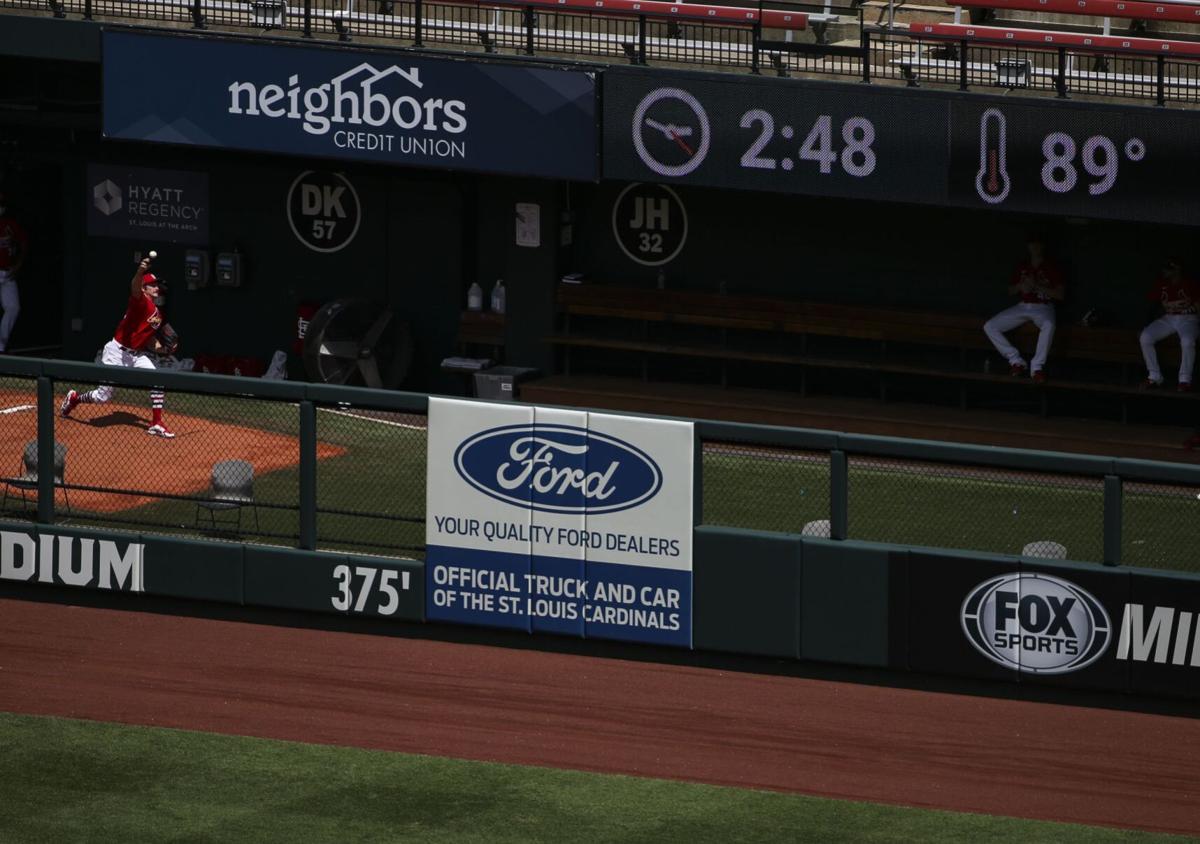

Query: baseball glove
<box><xmin>152</xmin><ymin>322</ymin><xmax>180</xmax><ymax>356</ymax></box>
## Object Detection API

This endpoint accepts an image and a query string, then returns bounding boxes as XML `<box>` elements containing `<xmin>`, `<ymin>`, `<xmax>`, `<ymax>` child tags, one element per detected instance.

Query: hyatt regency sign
<box><xmin>102</xmin><ymin>31</ymin><xmax>597</xmax><ymax>181</ymax></box>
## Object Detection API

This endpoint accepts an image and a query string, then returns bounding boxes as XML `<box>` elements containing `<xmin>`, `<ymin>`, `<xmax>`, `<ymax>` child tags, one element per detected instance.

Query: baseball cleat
<box><xmin>59</xmin><ymin>390</ymin><xmax>79</xmax><ymax>417</ymax></box>
<box><xmin>1032</xmin><ymin>370</ymin><xmax>1047</xmax><ymax>384</ymax></box>
<box><xmin>1178</xmin><ymin>381</ymin><xmax>1193</xmax><ymax>393</ymax></box>
<box><xmin>146</xmin><ymin>424</ymin><xmax>176</xmax><ymax>439</ymax></box>
<box><xmin>1009</xmin><ymin>363</ymin><xmax>1027</xmax><ymax>377</ymax></box>
<box><xmin>1142</xmin><ymin>378</ymin><xmax>1163</xmax><ymax>390</ymax></box>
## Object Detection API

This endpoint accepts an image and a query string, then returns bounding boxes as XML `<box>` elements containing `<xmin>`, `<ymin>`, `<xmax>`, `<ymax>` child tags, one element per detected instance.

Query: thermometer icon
<box><xmin>976</xmin><ymin>108</ymin><xmax>1011</xmax><ymax>204</ymax></box>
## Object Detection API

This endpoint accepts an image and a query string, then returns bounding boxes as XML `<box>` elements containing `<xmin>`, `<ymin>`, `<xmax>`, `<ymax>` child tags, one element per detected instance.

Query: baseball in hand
<box><xmin>148</xmin><ymin>250</ymin><xmax>158</xmax><ymax>259</ymax></box>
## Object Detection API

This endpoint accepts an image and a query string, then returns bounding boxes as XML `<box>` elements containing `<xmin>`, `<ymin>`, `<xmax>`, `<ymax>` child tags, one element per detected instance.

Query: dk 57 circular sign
<box><xmin>287</xmin><ymin>171</ymin><xmax>361</xmax><ymax>253</ymax></box>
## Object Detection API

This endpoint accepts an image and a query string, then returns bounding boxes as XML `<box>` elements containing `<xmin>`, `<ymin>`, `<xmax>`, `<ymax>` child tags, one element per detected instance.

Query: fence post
<box><xmin>414</xmin><ymin>0</ymin><xmax>423</xmax><ymax>46</ymax></box>
<box><xmin>191</xmin><ymin>0</ymin><xmax>206</xmax><ymax>29</ymax></box>
<box><xmin>299</xmin><ymin>399</ymin><xmax>317</xmax><ymax>550</ymax></box>
<box><xmin>1056</xmin><ymin>46</ymin><xmax>1068</xmax><ymax>97</ymax></box>
<box><xmin>83</xmin><ymin>0</ymin><xmax>93</xmax><ymax>21</ymax></box>
<box><xmin>303</xmin><ymin>0</ymin><xmax>312</xmax><ymax>37</ymax></box>
<box><xmin>830</xmin><ymin>449</ymin><xmax>848</xmax><ymax>540</ymax></box>
<box><xmin>751</xmin><ymin>22</ymin><xmax>760</xmax><ymax>74</ymax></box>
<box><xmin>861</xmin><ymin>18</ymin><xmax>871</xmax><ymax>83</ymax></box>
<box><xmin>958</xmin><ymin>39</ymin><xmax>968</xmax><ymax>91</ymax></box>
<box><xmin>1103</xmin><ymin>474</ymin><xmax>1122</xmax><ymax>566</ymax></box>
<box><xmin>524</xmin><ymin>5</ymin><xmax>535</xmax><ymax>55</ymax></box>
<box><xmin>638</xmin><ymin>15</ymin><xmax>648</xmax><ymax>65</ymax></box>
<box><xmin>36</xmin><ymin>377</ymin><xmax>54</xmax><ymax>525</ymax></box>
<box><xmin>1156</xmin><ymin>55</ymin><xmax>1166</xmax><ymax>106</ymax></box>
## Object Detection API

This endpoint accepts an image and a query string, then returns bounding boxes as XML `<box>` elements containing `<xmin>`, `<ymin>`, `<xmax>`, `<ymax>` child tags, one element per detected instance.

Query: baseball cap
<box><xmin>142</xmin><ymin>272</ymin><xmax>167</xmax><ymax>289</ymax></box>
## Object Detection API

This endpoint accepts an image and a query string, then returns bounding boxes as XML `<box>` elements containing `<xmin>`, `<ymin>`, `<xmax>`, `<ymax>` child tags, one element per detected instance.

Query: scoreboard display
<box><xmin>603</xmin><ymin>68</ymin><xmax>1200</xmax><ymax>227</ymax></box>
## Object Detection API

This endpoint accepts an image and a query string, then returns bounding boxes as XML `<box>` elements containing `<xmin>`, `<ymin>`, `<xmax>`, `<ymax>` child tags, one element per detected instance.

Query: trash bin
<box><xmin>473</xmin><ymin>366</ymin><xmax>539</xmax><ymax>401</ymax></box>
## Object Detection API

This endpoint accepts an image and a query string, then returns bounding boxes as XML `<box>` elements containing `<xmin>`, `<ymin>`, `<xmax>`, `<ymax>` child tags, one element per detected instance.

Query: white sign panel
<box><xmin>426</xmin><ymin>398</ymin><xmax>694</xmax><ymax>647</ymax></box>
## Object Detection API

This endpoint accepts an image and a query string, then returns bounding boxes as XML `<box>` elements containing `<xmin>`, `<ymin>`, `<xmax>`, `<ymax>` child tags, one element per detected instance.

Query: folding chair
<box><xmin>2</xmin><ymin>440</ymin><xmax>70</xmax><ymax>514</ymax></box>
<box><xmin>195</xmin><ymin>459</ymin><xmax>259</xmax><ymax>533</ymax></box>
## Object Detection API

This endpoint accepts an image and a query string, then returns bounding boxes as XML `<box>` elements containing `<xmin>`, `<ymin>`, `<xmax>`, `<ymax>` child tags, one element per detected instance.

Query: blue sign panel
<box><xmin>102</xmin><ymin>31</ymin><xmax>597</xmax><ymax>181</ymax></box>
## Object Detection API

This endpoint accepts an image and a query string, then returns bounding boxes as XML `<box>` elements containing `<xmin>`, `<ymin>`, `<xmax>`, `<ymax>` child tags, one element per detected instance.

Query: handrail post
<box><xmin>414</xmin><ymin>0</ymin><xmax>423</xmax><ymax>46</ymax></box>
<box><xmin>1056</xmin><ymin>46</ymin><xmax>1068</xmax><ymax>97</ymax></box>
<box><xmin>299</xmin><ymin>399</ymin><xmax>317</xmax><ymax>551</ymax></box>
<box><xmin>524</xmin><ymin>5</ymin><xmax>535</xmax><ymax>55</ymax></box>
<box><xmin>191</xmin><ymin>0</ymin><xmax>206</xmax><ymax>29</ymax></box>
<box><xmin>861</xmin><ymin>13</ymin><xmax>871</xmax><ymax>83</ymax></box>
<box><xmin>1156</xmin><ymin>54</ymin><xmax>1166</xmax><ymax>106</ymax></box>
<box><xmin>639</xmin><ymin>14</ymin><xmax>648</xmax><ymax>65</ymax></box>
<box><xmin>303</xmin><ymin>0</ymin><xmax>312</xmax><ymax>37</ymax></box>
<box><xmin>751</xmin><ymin>22</ymin><xmax>760</xmax><ymax>74</ymax></box>
<box><xmin>83</xmin><ymin>0</ymin><xmax>93</xmax><ymax>21</ymax></box>
<box><xmin>959</xmin><ymin>39</ymin><xmax>969</xmax><ymax>90</ymax></box>
<box><xmin>830</xmin><ymin>449</ymin><xmax>848</xmax><ymax>540</ymax></box>
<box><xmin>1103</xmin><ymin>474</ymin><xmax>1122</xmax><ymax>566</ymax></box>
<box><xmin>36</xmin><ymin>377</ymin><xmax>54</xmax><ymax>525</ymax></box>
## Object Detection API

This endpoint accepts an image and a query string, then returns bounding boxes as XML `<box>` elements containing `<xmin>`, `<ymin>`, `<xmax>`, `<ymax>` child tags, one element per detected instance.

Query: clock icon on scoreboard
<box><xmin>632</xmin><ymin>87</ymin><xmax>712</xmax><ymax>178</ymax></box>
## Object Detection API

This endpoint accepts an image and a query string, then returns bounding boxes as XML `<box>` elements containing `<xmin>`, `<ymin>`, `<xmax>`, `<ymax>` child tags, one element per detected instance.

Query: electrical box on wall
<box><xmin>184</xmin><ymin>250</ymin><xmax>210</xmax><ymax>289</ymax></box>
<box><xmin>215</xmin><ymin>252</ymin><xmax>242</xmax><ymax>287</ymax></box>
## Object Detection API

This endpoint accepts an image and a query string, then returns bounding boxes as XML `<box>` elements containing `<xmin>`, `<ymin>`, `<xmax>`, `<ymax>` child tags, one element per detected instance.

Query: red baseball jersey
<box><xmin>1147</xmin><ymin>276</ymin><xmax>1200</xmax><ymax>315</ymax></box>
<box><xmin>1011</xmin><ymin>260</ymin><xmax>1064</xmax><ymax>304</ymax></box>
<box><xmin>0</xmin><ymin>216</ymin><xmax>28</xmax><ymax>271</ymax></box>
<box><xmin>113</xmin><ymin>290</ymin><xmax>162</xmax><ymax>350</ymax></box>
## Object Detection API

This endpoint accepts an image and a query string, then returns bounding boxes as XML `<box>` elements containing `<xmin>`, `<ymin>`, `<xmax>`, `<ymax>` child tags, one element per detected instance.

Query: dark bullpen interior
<box><xmin>570</xmin><ymin>179</ymin><xmax>1196</xmax><ymax>328</ymax></box>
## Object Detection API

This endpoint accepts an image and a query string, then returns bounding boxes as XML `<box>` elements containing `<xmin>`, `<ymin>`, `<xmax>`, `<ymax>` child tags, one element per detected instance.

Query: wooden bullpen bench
<box><xmin>548</xmin><ymin>283</ymin><xmax>1190</xmax><ymax>420</ymax></box>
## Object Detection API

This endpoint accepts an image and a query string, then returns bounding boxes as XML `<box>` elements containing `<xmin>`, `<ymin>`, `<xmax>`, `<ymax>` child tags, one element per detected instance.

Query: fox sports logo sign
<box><xmin>454</xmin><ymin>424</ymin><xmax>662</xmax><ymax>515</ymax></box>
<box><xmin>961</xmin><ymin>573</ymin><xmax>1112</xmax><ymax>674</ymax></box>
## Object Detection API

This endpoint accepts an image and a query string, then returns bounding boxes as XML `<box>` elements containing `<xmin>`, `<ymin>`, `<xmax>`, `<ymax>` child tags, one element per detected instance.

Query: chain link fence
<box><xmin>53</xmin><ymin>380</ymin><xmax>303</xmax><ymax>545</ymax></box>
<box><xmin>0</xmin><ymin>375</ymin><xmax>43</xmax><ymax>521</ymax></box>
<box><xmin>1123</xmin><ymin>480</ymin><xmax>1200</xmax><ymax>573</ymax></box>
<box><xmin>4</xmin><ymin>361</ymin><xmax>1200</xmax><ymax>574</ymax></box>
<box><xmin>702</xmin><ymin>440</ymin><xmax>830</xmax><ymax>534</ymax></box>
<box><xmin>847</xmin><ymin>456</ymin><xmax>1105</xmax><ymax>562</ymax></box>
<box><xmin>314</xmin><ymin>402</ymin><xmax>426</xmax><ymax>558</ymax></box>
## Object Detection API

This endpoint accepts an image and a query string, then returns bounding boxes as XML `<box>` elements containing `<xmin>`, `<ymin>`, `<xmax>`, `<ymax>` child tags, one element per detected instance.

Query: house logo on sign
<box><xmin>287</xmin><ymin>171</ymin><xmax>361</xmax><ymax>253</ymax></box>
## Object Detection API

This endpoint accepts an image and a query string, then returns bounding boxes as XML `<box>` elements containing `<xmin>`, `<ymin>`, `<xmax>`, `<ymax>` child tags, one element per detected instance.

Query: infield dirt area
<box><xmin>0</xmin><ymin>597</ymin><xmax>1197</xmax><ymax>837</ymax></box>
<box><xmin>0</xmin><ymin>390</ymin><xmax>344</xmax><ymax>512</ymax></box>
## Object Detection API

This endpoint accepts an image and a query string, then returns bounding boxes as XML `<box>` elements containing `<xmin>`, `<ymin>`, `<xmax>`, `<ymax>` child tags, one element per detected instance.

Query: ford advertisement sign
<box><xmin>102</xmin><ymin>31</ymin><xmax>597</xmax><ymax>181</ymax></box>
<box><xmin>453</xmin><ymin>424</ymin><xmax>663</xmax><ymax>514</ymax></box>
<box><xmin>427</xmin><ymin>399</ymin><xmax>695</xmax><ymax>647</ymax></box>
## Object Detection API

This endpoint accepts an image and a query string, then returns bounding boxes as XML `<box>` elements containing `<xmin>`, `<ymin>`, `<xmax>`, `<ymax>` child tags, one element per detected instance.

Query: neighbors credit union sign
<box><xmin>102</xmin><ymin>31</ymin><xmax>597</xmax><ymax>181</ymax></box>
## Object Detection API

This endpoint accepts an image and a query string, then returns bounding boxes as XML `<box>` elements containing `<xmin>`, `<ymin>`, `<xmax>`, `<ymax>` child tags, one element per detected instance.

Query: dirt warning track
<box><xmin>0</xmin><ymin>597</ymin><xmax>1197</xmax><ymax>836</ymax></box>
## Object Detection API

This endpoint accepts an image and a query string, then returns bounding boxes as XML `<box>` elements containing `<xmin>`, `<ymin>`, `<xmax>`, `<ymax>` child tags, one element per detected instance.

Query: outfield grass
<box><xmin>0</xmin><ymin>712</ymin><xmax>1184</xmax><ymax>844</ymax></box>
<box><xmin>13</xmin><ymin>377</ymin><xmax>1197</xmax><ymax>572</ymax></box>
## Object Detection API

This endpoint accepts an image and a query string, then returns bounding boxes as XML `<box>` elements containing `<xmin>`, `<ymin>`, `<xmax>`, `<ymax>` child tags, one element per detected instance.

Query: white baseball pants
<box><xmin>0</xmin><ymin>272</ymin><xmax>19</xmax><ymax>352</ymax></box>
<box><xmin>85</xmin><ymin>339</ymin><xmax>158</xmax><ymax>404</ymax></box>
<box><xmin>983</xmin><ymin>302</ymin><xmax>1056</xmax><ymax>373</ymax></box>
<box><xmin>1140</xmin><ymin>313</ymin><xmax>1199</xmax><ymax>385</ymax></box>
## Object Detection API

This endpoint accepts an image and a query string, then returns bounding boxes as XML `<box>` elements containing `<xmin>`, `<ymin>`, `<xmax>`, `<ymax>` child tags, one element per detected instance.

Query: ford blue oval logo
<box><xmin>453</xmin><ymin>424</ymin><xmax>663</xmax><ymax>514</ymax></box>
<box><xmin>961</xmin><ymin>573</ymin><xmax>1112</xmax><ymax>675</ymax></box>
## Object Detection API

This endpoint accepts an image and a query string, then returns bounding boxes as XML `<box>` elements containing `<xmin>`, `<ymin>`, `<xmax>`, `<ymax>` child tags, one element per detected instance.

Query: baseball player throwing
<box><xmin>1140</xmin><ymin>257</ymin><xmax>1200</xmax><ymax>391</ymax></box>
<box><xmin>983</xmin><ymin>236</ymin><xmax>1065</xmax><ymax>384</ymax></box>
<box><xmin>0</xmin><ymin>190</ymin><xmax>29</xmax><ymax>353</ymax></box>
<box><xmin>59</xmin><ymin>255</ymin><xmax>176</xmax><ymax>437</ymax></box>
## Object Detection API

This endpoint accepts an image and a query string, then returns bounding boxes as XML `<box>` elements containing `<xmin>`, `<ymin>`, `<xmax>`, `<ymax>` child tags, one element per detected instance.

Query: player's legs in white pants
<box><xmin>1140</xmin><ymin>316</ymin><xmax>1176</xmax><ymax>384</ymax></box>
<box><xmin>984</xmin><ymin>304</ymin><xmax>1035</xmax><ymax>370</ymax></box>
<box><xmin>1175</xmin><ymin>315</ymin><xmax>1199</xmax><ymax>385</ymax></box>
<box><xmin>1026</xmin><ymin>305</ymin><xmax>1056</xmax><ymax>374</ymax></box>
<box><xmin>0</xmin><ymin>274</ymin><xmax>20</xmax><ymax>353</ymax></box>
